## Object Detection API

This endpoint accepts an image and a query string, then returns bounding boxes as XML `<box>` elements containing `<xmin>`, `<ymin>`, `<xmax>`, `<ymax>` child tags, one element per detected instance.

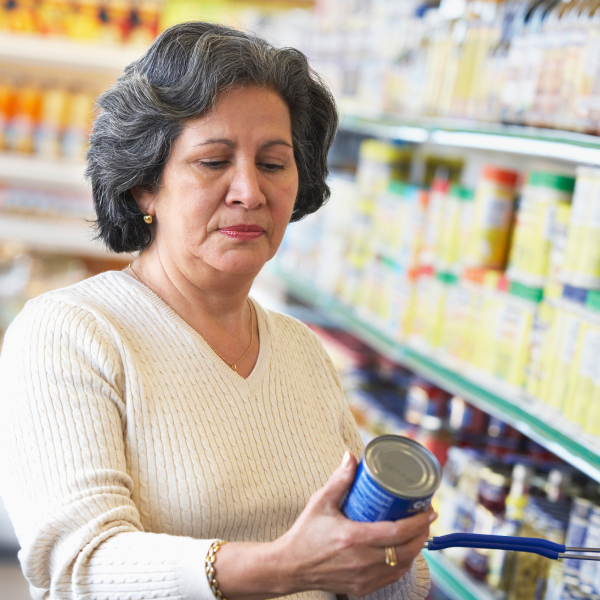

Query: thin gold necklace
<box><xmin>128</xmin><ymin>263</ymin><xmax>254</xmax><ymax>373</ymax></box>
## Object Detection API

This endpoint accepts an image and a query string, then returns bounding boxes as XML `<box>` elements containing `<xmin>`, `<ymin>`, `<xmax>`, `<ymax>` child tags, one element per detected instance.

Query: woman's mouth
<box><xmin>219</xmin><ymin>225</ymin><xmax>265</xmax><ymax>240</ymax></box>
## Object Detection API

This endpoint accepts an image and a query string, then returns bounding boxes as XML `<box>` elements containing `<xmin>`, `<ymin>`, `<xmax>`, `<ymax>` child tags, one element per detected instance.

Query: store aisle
<box><xmin>0</xmin><ymin>556</ymin><xmax>29</xmax><ymax>600</ymax></box>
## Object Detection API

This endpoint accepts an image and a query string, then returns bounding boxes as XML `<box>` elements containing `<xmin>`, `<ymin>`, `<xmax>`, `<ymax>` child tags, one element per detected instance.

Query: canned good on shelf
<box><xmin>564</xmin><ymin>294</ymin><xmax>600</xmax><ymax>428</ymax></box>
<box><xmin>356</xmin><ymin>139</ymin><xmax>412</xmax><ymax>197</ymax></box>
<box><xmin>420</xmin><ymin>177</ymin><xmax>449</xmax><ymax>271</ymax></box>
<box><xmin>563</xmin><ymin>166</ymin><xmax>600</xmax><ymax>290</ymax></box>
<box><xmin>491</xmin><ymin>281</ymin><xmax>543</xmax><ymax>389</ymax></box>
<box><xmin>507</xmin><ymin>170</ymin><xmax>575</xmax><ymax>289</ymax></box>
<box><xmin>436</xmin><ymin>184</ymin><xmax>475</xmax><ymax>274</ymax></box>
<box><xmin>540</xmin><ymin>287</ymin><xmax>587</xmax><ymax>412</ymax></box>
<box><xmin>526</xmin><ymin>300</ymin><xmax>556</xmax><ymax>401</ymax></box>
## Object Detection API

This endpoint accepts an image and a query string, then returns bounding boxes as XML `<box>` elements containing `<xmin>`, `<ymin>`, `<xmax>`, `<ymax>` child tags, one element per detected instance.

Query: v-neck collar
<box><xmin>112</xmin><ymin>271</ymin><xmax>271</xmax><ymax>396</ymax></box>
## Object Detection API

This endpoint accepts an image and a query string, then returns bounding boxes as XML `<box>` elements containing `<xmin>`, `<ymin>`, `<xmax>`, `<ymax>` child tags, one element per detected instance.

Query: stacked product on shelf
<box><xmin>259</xmin><ymin>0</ymin><xmax>600</xmax><ymax>135</ymax></box>
<box><xmin>308</xmin><ymin>320</ymin><xmax>600</xmax><ymax>600</ymax></box>
<box><xmin>0</xmin><ymin>185</ymin><xmax>94</xmax><ymax>220</ymax></box>
<box><xmin>278</xmin><ymin>137</ymin><xmax>600</xmax><ymax>446</ymax></box>
<box><xmin>0</xmin><ymin>241</ymin><xmax>128</xmax><ymax>346</ymax></box>
<box><xmin>0</xmin><ymin>0</ymin><xmax>163</xmax><ymax>45</ymax></box>
<box><xmin>0</xmin><ymin>78</ymin><xmax>95</xmax><ymax>161</ymax></box>
<box><xmin>436</xmin><ymin>442</ymin><xmax>600</xmax><ymax>600</ymax></box>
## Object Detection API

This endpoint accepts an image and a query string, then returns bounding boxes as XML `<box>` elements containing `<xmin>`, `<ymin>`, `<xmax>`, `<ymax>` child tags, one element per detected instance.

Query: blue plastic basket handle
<box><xmin>427</xmin><ymin>534</ymin><xmax>564</xmax><ymax>560</ymax></box>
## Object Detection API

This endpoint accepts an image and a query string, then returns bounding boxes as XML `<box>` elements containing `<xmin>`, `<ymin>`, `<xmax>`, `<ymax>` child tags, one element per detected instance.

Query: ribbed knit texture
<box><xmin>0</xmin><ymin>271</ymin><xmax>429</xmax><ymax>600</ymax></box>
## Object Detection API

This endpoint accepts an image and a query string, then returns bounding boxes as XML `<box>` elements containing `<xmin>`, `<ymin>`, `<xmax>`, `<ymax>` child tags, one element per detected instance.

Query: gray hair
<box><xmin>85</xmin><ymin>21</ymin><xmax>339</xmax><ymax>253</ymax></box>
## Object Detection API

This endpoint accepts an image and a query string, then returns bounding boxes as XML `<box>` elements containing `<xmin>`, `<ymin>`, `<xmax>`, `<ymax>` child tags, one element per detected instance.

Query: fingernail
<box><xmin>341</xmin><ymin>451</ymin><xmax>352</xmax><ymax>469</ymax></box>
<box><xmin>429</xmin><ymin>512</ymin><xmax>438</xmax><ymax>523</ymax></box>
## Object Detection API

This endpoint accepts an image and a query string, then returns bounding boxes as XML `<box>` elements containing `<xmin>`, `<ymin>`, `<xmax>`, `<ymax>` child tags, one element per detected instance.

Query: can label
<box><xmin>341</xmin><ymin>460</ymin><xmax>433</xmax><ymax>522</ymax></box>
<box><xmin>564</xmin><ymin>515</ymin><xmax>590</xmax><ymax>575</ymax></box>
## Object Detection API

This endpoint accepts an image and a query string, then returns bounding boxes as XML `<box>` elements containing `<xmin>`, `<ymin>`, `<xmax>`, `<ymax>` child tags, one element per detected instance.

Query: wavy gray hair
<box><xmin>85</xmin><ymin>21</ymin><xmax>338</xmax><ymax>253</ymax></box>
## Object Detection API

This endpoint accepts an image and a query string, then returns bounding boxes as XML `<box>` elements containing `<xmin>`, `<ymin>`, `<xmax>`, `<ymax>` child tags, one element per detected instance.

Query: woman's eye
<box><xmin>260</xmin><ymin>163</ymin><xmax>285</xmax><ymax>172</ymax></box>
<box><xmin>201</xmin><ymin>161</ymin><xmax>229</xmax><ymax>169</ymax></box>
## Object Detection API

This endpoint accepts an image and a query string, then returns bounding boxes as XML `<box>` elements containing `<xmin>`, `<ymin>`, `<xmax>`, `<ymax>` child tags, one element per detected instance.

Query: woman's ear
<box><xmin>130</xmin><ymin>186</ymin><xmax>155</xmax><ymax>215</ymax></box>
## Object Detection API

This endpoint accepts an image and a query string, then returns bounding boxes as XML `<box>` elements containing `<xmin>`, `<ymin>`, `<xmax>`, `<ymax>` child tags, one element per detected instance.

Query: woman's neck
<box><xmin>124</xmin><ymin>249</ymin><xmax>261</xmax><ymax>378</ymax></box>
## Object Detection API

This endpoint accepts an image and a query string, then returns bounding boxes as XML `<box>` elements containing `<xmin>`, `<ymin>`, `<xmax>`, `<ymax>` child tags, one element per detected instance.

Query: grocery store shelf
<box><xmin>0</xmin><ymin>153</ymin><xmax>86</xmax><ymax>191</ymax></box>
<box><xmin>340</xmin><ymin>113</ymin><xmax>600</xmax><ymax>165</ymax></box>
<box><xmin>0</xmin><ymin>32</ymin><xmax>143</xmax><ymax>72</ymax></box>
<box><xmin>276</xmin><ymin>268</ymin><xmax>600</xmax><ymax>484</ymax></box>
<box><xmin>0</xmin><ymin>214</ymin><xmax>128</xmax><ymax>258</ymax></box>
<box><xmin>425</xmin><ymin>551</ymin><xmax>499</xmax><ymax>600</ymax></box>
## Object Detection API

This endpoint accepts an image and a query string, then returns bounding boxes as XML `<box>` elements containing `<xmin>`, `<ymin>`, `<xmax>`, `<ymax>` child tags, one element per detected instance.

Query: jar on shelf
<box><xmin>465</xmin><ymin>165</ymin><xmax>520</xmax><ymax>270</ymax></box>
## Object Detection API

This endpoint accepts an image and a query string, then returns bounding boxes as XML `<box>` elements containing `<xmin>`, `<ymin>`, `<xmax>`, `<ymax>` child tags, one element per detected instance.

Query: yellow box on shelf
<box><xmin>507</xmin><ymin>170</ymin><xmax>575</xmax><ymax>288</ymax></box>
<box><xmin>356</xmin><ymin>139</ymin><xmax>412</xmax><ymax>197</ymax></box>
<box><xmin>469</xmin><ymin>269</ymin><xmax>506</xmax><ymax>374</ymax></box>
<box><xmin>525</xmin><ymin>300</ymin><xmax>556</xmax><ymax>400</ymax></box>
<box><xmin>425</xmin><ymin>271</ymin><xmax>458</xmax><ymax>351</ymax></box>
<box><xmin>436</xmin><ymin>184</ymin><xmax>475</xmax><ymax>275</ymax></box>
<box><xmin>540</xmin><ymin>287</ymin><xmax>588</xmax><ymax>412</ymax></box>
<box><xmin>491</xmin><ymin>281</ymin><xmax>543</xmax><ymax>389</ymax></box>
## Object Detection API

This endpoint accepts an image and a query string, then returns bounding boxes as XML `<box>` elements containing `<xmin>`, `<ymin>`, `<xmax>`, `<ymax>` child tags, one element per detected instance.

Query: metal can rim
<box><xmin>362</xmin><ymin>435</ymin><xmax>442</xmax><ymax>500</ymax></box>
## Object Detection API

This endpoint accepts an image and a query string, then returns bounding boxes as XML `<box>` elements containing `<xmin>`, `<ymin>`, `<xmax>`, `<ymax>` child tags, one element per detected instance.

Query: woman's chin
<box><xmin>209</xmin><ymin>255</ymin><xmax>270</xmax><ymax>277</ymax></box>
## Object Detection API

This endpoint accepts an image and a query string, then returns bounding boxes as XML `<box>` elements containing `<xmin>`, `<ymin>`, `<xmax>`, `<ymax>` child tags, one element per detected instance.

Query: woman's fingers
<box><xmin>307</xmin><ymin>451</ymin><xmax>358</xmax><ymax>515</ymax></box>
<box><xmin>355</xmin><ymin>509</ymin><xmax>437</xmax><ymax>547</ymax></box>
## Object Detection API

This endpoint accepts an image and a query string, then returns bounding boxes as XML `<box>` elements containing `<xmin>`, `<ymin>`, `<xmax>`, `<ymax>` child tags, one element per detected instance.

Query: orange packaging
<box><xmin>65</xmin><ymin>0</ymin><xmax>101</xmax><ymax>41</ymax></box>
<box><xmin>5</xmin><ymin>84</ymin><xmax>42</xmax><ymax>154</ymax></box>
<box><xmin>36</xmin><ymin>0</ymin><xmax>71</xmax><ymax>36</ymax></box>
<box><xmin>0</xmin><ymin>81</ymin><xmax>17</xmax><ymax>151</ymax></box>
<box><xmin>3</xmin><ymin>0</ymin><xmax>36</xmax><ymax>33</ymax></box>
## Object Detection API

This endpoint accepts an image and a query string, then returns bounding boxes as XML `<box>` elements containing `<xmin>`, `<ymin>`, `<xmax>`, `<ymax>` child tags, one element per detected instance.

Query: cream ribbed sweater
<box><xmin>0</xmin><ymin>271</ymin><xmax>429</xmax><ymax>600</ymax></box>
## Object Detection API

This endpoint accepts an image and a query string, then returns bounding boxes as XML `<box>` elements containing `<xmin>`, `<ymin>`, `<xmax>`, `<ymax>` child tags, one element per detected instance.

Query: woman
<box><xmin>0</xmin><ymin>21</ymin><xmax>434</xmax><ymax>600</ymax></box>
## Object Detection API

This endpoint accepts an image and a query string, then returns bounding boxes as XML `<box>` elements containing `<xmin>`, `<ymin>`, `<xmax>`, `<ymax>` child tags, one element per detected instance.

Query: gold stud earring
<box><xmin>143</xmin><ymin>215</ymin><xmax>153</xmax><ymax>224</ymax></box>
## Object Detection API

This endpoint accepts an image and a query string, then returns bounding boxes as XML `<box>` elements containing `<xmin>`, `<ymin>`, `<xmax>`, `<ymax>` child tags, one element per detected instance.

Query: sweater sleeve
<box><xmin>0</xmin><ymin>298</ymin><xmax>217</xmax><ymax>600</ymax></box>
<box><xmin>308</xmin><ymin>330</ymin><xmax>431</xmax><ymax>600</ymax></box>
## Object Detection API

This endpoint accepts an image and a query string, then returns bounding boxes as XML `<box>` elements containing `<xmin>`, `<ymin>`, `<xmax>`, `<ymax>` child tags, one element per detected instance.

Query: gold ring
<box><xmin>385</xmin><ymin>546</ymin><xmax>397</xmax><ymax>567</ymax></box>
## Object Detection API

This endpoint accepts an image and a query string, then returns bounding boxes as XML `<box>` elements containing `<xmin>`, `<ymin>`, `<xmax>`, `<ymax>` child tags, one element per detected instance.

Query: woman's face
<box><xmin>136</xmin><ymin>86</ymin><xmax>299</xmax><ymax>277</ymax></box>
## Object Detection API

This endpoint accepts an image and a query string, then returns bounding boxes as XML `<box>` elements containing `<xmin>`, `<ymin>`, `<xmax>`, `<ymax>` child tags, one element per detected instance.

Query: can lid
<box><xmin>461</xmin><ymin>266</ymin><xmax>487</xmax><ymax>285</ymax></box>
<box><xmin>563</xmin><ymin>284</ymin><xmax>588</xmax><ymax>305</ymax></box>
<box><xmin>509</xmin><ymin>281</ymin><xmax>544</xmax><ymax>303</ymax></box>
<box><xmin>363</xmin><ymin>435</ymin><xmax>442</xmax><ymax>499</ymax></box>
<box><xmin>360</xmin><ymin>139</ymin><xmax>411</xmax><ymax>164</ymax></box>
<box><xmin>450</xmin><ymin>184</ymin><xmax>475</xmax><ymax>201</ymax></box>
<box><xmin>437</xmin><ymin>271</ymin><xmax>458</xmax><ymax>285</ymax></box>
<box><xmin>481</xmin><ymin>166</ymin><xmax>519</xmax><ymax>188</ymax></box>
<box><xmin>431</xmin><ymin>178</ymin><xmax>450</xmax><ymax>194</ymax></box>
<box><xmin>586</xmin><ymin>289</ymin><xmax>600</xmax><ymax>313</ymax></box>
<box><xmin>528</xmin><ymin>171</ymin><xmax>576</xmax><ymax>193</ymax></box>
<box><xmin>388</xmin><ymin>180</ymin><xmax>407</xmax><ymax>196</ymax></box>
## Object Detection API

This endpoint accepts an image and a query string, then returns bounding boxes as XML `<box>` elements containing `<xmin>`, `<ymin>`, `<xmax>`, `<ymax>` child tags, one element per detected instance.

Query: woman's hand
<box><xmin>217</xmin><ymin>451</ymin><xmax>436</xmax><ymax>600</ymax></box>
<box><xmin>276</xmin><ymin>451</ymin><xmax>436</xmax><ymax>597</ymax></box>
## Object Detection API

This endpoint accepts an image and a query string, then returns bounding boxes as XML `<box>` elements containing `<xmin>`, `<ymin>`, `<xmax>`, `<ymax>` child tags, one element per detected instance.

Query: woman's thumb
<box><xmin>319</xmin><ymin>451</ymin><xmax>357</xmax><ymax>510</ymax></box>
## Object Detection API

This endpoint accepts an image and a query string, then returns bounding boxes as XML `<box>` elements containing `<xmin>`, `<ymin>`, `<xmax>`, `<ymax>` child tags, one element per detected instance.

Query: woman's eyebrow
<box><xmin>194</xmin><ymin>139</ymin><xmax>293</xmax><ymax>149</ymax></box>
<box><xmin>261</xmin><ymin>140</ymin><xmax>293</xmax><ymax>150</ymax></box>
<box><xmin>196</xmin><ymin>138</ymin><xmax>234</xmax><ymax>147</ymax></box>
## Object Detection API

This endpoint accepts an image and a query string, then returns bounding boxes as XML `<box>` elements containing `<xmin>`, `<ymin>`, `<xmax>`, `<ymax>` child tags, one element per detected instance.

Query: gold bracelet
<box><xmin>205</xmin><ymin>540</ymin><xmax>229</xmax><ymax>600</ymax></box>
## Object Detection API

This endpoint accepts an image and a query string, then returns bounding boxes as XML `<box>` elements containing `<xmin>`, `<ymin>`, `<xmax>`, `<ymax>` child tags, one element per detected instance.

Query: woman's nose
<box><xmin>225</xmin><ymin>164</ymin><xmax>267</xmax><ymax>209</ymax></box>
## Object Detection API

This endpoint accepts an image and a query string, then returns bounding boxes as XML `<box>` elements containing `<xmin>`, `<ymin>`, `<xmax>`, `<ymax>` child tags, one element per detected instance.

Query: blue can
<box><xmin>341</xmin><ymin>435</ymin><xmax>442</xmax><ymax>522</ymax></box>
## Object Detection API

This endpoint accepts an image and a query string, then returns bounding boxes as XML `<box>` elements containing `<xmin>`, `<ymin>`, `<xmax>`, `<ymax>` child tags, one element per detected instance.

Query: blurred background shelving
<box><xmin>0</xmin><ymin>31</ymin><xmax>143</xmax><ymax>72</ymax></box>
<box><xmin>275</xmin><ymin>268</ymin><xmax>600</xmax><ymax>485</ymax></box>
<box><xmin>340</xmin><ymin>114</ymin><xmax>600</xmax><ymax>166</ymax></box>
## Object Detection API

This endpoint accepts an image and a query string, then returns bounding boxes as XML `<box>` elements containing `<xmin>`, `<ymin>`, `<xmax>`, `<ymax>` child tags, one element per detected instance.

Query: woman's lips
<box><xmin>219</xmin><ymin>225</ymin><xmax>265</xmax><ymax>240</ymax></box>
